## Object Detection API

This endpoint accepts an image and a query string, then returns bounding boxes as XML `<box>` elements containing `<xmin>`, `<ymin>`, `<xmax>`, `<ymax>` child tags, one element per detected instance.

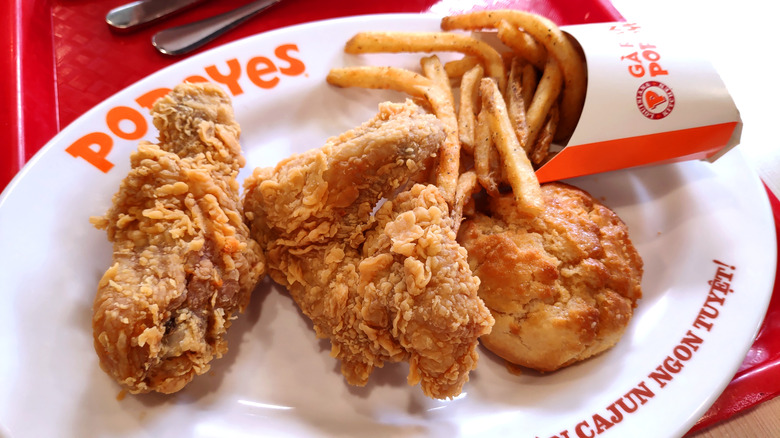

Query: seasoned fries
<box><xmin>480</xmin><ymin>78</ymin><xmax>543</xmax><ymax>213</ymax></box>
<box><xmin>531</xmin><ymin>103</ymin><xmax>559</xmax><ymax>165</ymax></box>
<box><xmin>474</xmin><ymin>107</ymin><xmax>501</xmax><ymax>197</ymax></box>
<box><xmin>445</xmin><ymin>56</ymin><xmax>481</xmax><ymax>79</ymax></box>
<box><xmin>326</xmin><ymin>9</ymin><xmax>588</xmax><ymax>218</ymax></box>
<box><xmin>326</xmin><ymin>66</ymin><xmax>431</xmax><ymax>98</ymax></box>
<box><xmin>525</xmin><ymin>56</ymin><xmax>563</xmax><ymax>149</ymax></box>
<box><xmin>441</xmin><ymin>10</ymin><xmax>587</xmax><ymax>141</ymax></box>
<box><xmin>506</xmin><ymin>58</ymin><xmax>529</xmax><ymax>153</ymax></box>
<box><xmin>420</xmin><ymin>55</ymin><xmax>460</xmax><ymax>202</ymax></box>
<box><xmin>452</xmin><ymin>170</ymin><xmax>479</xmax><ymax>233</ymax></box>
<box><xmin>458</xmin><ymin>64</ymin><xmax>484</xmax><ymax>154</ymax></box>
<box><xmin>520</xmin><ymin>62</ymin><xmax>537</xmax><ymax>112</ymax></box>
<box><xmin>345</xmin><ymin>32</ymin><xmax>506</xmax><ymax>92</ymax></box>
<box><xmin>496</xmin><ymin>20</ymin><xmax>546</xmax><ymax>70</ymax></box>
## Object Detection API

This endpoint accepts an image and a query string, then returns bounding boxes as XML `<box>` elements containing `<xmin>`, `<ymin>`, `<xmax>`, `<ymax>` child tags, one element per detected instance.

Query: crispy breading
<box><xmin>91</xmin><ymin>83</ymin><xmax>265</xmax><ymax>394</ymax></box>
<box><xmin>243</xmin><ymin>101</ymin><xmax>493</xmax><ymax>399</ymax></box>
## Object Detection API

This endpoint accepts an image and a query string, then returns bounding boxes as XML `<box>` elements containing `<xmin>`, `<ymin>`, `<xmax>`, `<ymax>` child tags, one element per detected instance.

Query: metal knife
<box><xmin>106</xmin><ymin>0</ymin><xmax>208</xmax><ymax>31</ymax></box>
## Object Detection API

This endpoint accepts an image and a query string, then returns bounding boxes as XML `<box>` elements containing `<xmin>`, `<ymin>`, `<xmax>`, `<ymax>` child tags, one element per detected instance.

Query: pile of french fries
<box><xmin>327</xmin><ymin>10</ymin><xmax>587</xmax><ymax>217</ymax></box>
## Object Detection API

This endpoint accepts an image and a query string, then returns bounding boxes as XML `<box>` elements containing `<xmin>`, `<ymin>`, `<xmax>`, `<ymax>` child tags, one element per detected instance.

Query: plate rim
<box><xmin>0</xmin><ymin>13</ymin><xmax>776</xmax><ymax>438</ymax></box>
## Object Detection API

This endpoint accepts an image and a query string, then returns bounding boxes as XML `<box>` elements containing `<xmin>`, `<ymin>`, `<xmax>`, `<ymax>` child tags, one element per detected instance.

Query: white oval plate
<box><xmin>0</xmin><ymin>14</ymin><xmax>775</xmax><ymax>438</ymax></box>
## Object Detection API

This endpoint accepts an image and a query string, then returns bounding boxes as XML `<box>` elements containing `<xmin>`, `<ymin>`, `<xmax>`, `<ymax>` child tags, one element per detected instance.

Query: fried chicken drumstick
<box><xmin>243</xmin><ymin>101</ymin><xmax>494</xmax><ymax>399</ymax></box>
<box><xmin>91</xmin><ymin>83</ymin><xmax>265</xmax><ymax>394</ymax></box>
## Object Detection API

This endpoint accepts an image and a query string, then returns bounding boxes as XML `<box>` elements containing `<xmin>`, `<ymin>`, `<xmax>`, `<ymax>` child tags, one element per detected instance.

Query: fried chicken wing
<box><xmin>91</xmin><ymin>83</ymin><xmax>265</xmax><ymax>394</ymax></box>
<box><xmin>243</xmin><ymin>101</ymin><xmax>493</xmax><ymax>399</ymax></box>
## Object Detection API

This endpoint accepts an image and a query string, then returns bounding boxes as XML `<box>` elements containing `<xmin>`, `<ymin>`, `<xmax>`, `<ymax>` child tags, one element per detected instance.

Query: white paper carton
<box><xmin>535</xmin><ymin>21</ymin><xmax>741</xmax><ymax>183</ymax></box>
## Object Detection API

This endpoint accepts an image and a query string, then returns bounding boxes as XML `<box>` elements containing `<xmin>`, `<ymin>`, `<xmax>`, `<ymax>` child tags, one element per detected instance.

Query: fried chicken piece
<box><xmin>91</xmin><ymin>83</ymin><xmax>265</xmax><ymax>394</ymax></box>
<box><xmin>458</xmin><ymin>182</ymin><xmax>643</xmax><ymax>372</ymax></box>
<box><xmin>243</xmin><ymin>101</ymin><xmax>494</xmax><ymax>399</ymax></box>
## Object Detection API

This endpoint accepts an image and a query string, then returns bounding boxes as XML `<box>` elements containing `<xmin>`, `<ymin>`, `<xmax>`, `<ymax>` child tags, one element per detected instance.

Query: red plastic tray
<box><xmin>1</xmin><ymin>0</ymin><xmax>777</xmax><ymax>434</ymax></box>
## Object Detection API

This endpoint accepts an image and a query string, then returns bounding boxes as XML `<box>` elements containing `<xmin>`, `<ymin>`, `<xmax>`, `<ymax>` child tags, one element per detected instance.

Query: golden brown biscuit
<box><xmin>458</xmin><ymin>182</ymin><xmax>643</xmax><ymax>372</ymax></box>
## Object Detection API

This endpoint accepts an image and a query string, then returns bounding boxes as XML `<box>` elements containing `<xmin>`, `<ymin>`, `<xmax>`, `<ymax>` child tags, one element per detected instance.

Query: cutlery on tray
<box><xmin>106</xmin><ymin>0</ymin><xmax>283</xmax><ymax>56</ymax></box>
<box><xmin>152</xmin><ymin>0</ymin><xmax>283</xmax><ymax>56</ymax></box>
<box><xmin>106</xmin><ymin>0</ymin><xmax>208</xmax><ymax>31</ymax></box>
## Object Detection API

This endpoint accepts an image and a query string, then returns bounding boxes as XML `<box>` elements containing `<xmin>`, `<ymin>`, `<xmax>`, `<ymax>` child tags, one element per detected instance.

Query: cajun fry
<box><xmin>474</xmin><ymin>107</ymin><xmax>501</xmax><ymax>197</ymax></box>
<box><xmin>444</xmin><ymin>56</ymin><xmax>481</xmax><ymax>79</ymax></box>
<box><xmin>420</xmin><ymin>55</ymin><xmax>460</xmax><ymax>204</ymax></box>
<box><xmin>525</xmin><ymin>55</ymin><xmax>563</xmax><ymax>150</ymax></box>
<box><xmin>344</xmin><ymin>31</ymin><xmax>506</xmax><ymax>92</ymax></box>
<box><xmin>480</xmin><ymin>77</ymin><xmax>543</xmax><ymax>213</ymax></box>
<box><xmin>520</xmin><ymin>62</ymin><xmax>537</xmax><ymax>111</ymax></box>
<box><xmin>457</xmin><ymin>64</ymin><xmax>484</xmax><ymax>154</ymax></box>
<box><xmin>452</xmin><ymin>170</ymin><xmax>479</xmax><ymax>234</ymax></box>
<box><xmin>530</xmin><ymin>103</ymin><xmax>559</xmax><ymax>165</ymax></box>
<box><xmin>506</xmin><ymin>58</ymin><xmax>530</xmax><ymax>153</ymax></box>
<box><xmin>441</xmin><ymin>10</ymin><xmax>587</xmax><ymax>140</ymax></box>
<box><xmin>422</xmin><ymin>85</ymin><xmax>459</xmax><ymax>203</ymax></box>
<box><xmin>326</xmin><ymin>66</ymin><xmax>431</xmax><ymax>98</ymax></box>
<box><xmin>496</xmin><ymin>20</ymin><xmax>546</xmax><ymax>70</ymax></box>
<box><xmin>421</xmin><ymin>55</ymin><xmax>453</xmax><ymax>94</ymax></box>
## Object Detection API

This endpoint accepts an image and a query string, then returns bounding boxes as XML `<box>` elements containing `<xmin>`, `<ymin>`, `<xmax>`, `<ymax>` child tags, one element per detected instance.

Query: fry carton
<box><xmin>535</xmin><ymin>21</ymin><xmax>741</xmax><ymax>183</ymax></box>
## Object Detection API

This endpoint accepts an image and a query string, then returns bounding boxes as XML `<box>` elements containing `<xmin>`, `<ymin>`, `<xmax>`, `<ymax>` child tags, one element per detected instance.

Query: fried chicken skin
<box><xmin>91</xmin><ymin>83</ymin><xmax>265</xmax><ymax>394</ymax></box>
<box><xmin>458</xmin><ymin>182</ymin><xmax>643</xmax><ymax>372</ymax></box>
<box><xmin>243</xmin><ymin>101</ymin><xmax>494</xmax><ymax>399</ymax></box>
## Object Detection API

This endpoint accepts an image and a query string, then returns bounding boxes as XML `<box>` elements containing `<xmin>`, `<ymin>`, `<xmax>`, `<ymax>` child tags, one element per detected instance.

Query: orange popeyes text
<box><xmin>65</xmin><ymin>43</ymin><xmax>305</xmax><ymax>173</ymax></box>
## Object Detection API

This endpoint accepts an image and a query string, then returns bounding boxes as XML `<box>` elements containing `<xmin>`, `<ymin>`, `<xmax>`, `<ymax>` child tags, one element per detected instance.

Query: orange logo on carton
<box><xmin>644</xmin><ymin>90</ymin><xmax>666</xmax><ymax>110</ymax></box>
<box><xmin>64</xmin><ymin>43</ymin><xmax>306</xmax><ymax>173</ymax></box>
<box><xmin>636</xmin><ymin>81</ymin><xmax>675</xmax><ymax>120</ymax></box>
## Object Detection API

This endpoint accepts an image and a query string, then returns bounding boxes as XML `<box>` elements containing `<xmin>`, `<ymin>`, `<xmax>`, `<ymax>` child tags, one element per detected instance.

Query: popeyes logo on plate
<box><xmin>63</xmin><ymin>43</ymin><xmax>305</xmax><ymax>173</ymax></box>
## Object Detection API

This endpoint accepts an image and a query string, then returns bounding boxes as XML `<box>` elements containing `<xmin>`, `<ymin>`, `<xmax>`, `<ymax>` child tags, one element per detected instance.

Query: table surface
<box><xmin>608</xmin><ymin>0</ymin><xmax>780</xmax><ymax>436</ymax></box>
